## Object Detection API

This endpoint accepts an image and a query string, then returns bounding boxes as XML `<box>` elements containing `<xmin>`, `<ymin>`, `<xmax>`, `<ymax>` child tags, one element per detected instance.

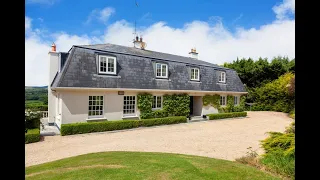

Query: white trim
<box><xmin>155</xmin><ymin>63</ymin><xmax>168</xmax><ymax>78</ymax></box>
<box><xmin>152</xmin><ymin>95</ymin><xmax>163</xmax><ymax>110</ymax></box>
<box><xmin>190</xmin><ymin>67</ymin><xmax>200</xmax><ymax>81</ymax></box>
<box><xmin>220</xmin><ymin>95</ymin><xmax>227</xmax><ymax>106</ymax></box>
<box><xmin>53</xmin><ymin>87</ymin><xmax>248</xmax><ymax>95</ymax></box>
<box><xmin>98</xmin><ymin>55</ymin><xmax>117</xmax><ymax>75</ymax></box>
<box><xmin>219</xmin><ymin>72</ymin><xmax>226</xmax><ymax>83</ymax></box>
<box><xmin>123</xmin><ymin>95</ymin><xmax>137</xmax><ymax>117</ymax></box>
<box><xmin>88</xmin><ymin>95</ymin><xmax>104</xmax><ymax>119</ymax></box>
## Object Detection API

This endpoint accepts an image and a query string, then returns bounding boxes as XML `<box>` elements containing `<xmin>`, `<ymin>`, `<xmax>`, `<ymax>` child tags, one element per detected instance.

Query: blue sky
<box><xmin>25</xmin><ymin>0</ymin><xmax>295</xmax><ymax>86</ymax></box>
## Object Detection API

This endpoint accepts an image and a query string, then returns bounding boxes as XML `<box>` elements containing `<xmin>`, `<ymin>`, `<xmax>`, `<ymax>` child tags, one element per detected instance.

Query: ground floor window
<box><xmin>220</xmin><ymin>95</ymin><xmax>226</xmax><ymax>106</ymax></box>
<box><xmin>123</xmin><ymin>96</ymin><xmax>136</xmax><ymax>115</ymax></box>
<box><xmin>234</xmin><ymin>96</ymin><xmax>239</xmax><ymax>105</ymax></box>
<box><xmin>88</xmin><ymin>96</ymin><xmax>103</xmax><ymax>118</ymax></box>
<box><xmin>152</xmin><ymin>96</ymin><xmax>162</xmax><ymax>109</ymax></box>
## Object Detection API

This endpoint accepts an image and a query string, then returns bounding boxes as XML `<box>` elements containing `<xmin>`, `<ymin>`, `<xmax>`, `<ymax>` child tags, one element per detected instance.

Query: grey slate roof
<box><xmin>52</xmin><ymin>43</ymin><xmax>246</xmax><ymax>92</ymax></box>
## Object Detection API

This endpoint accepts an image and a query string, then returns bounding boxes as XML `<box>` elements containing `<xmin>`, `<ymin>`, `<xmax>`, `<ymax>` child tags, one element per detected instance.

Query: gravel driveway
<box><xmin>25</xmin><ymin>111</ymin><xmax>292</xmax><ymax>167</ymax></box>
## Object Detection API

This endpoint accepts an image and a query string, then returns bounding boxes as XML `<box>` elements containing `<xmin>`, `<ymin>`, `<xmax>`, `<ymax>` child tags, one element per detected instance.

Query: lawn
<box><xmin>26</xmin><ymin>151</ymin><xmax>280</xmax><ymax>180</ymax></box>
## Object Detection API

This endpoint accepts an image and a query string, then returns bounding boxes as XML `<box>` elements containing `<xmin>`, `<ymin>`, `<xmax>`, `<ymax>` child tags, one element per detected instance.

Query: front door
<box><xmin>189</xmin><ymin>96</ymin><xmax>193</xmax><ymax>116</ymax></box>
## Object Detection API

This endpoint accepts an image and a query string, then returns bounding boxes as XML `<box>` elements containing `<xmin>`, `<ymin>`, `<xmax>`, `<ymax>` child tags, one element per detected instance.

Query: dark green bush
<box><xmin>61</xmin><ymin>116</ymin><xmax>187</xmax><ymax>136</ymax></box>
<box><xmin>207</xmin><ymin>112</ymin><xmax>247</xmax><ymax>120</ymax></box>
<box><xmin>25</xmin><ymin>128</ymin><xmax>40</xmax><ymax>144</ymax></box>
<box><xmin>25</xmin><ymin>111</ymin><xmax>41</xmax><ymax>129</ymax></box>
<box><xmin>140</xmin><ymin>116</ymin><xmax>187</xmax><ymax>127</ymax></box>
<box><xmin>25</xmin><ymin>104</ymin><xmax>48</xmax><ymax>111</ymax></box>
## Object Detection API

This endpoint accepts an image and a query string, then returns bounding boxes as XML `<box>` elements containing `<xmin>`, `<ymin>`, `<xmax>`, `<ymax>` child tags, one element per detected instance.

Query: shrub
<box><xmin>25</xmin><ymin>111</ymin><xmax>41</xmax><ymax>130</ymax></box>
<box><xmin>207</xmin><ymin>112</ymin><xmax>247</xmax><ymax>120</ymax></box>
<box><xmin>140</xmin><ymin>116</ymin><xmax>187</xmax><ymax>127</ymax></box>
<box><xmin>261</xmin><ymin>132</ymin><xmax>295</xmax><ymax>157</ymax></box>
<box><xmin>61</xmin><ymin>116</ymin><xmax>187</xmax><ymax>136</ymax></box>
<box><xmin>163</xmin><ymin>94</ymin><xmax>190</xmax><ymax>116</ymax></box>
<box><xmin>61</xmin><ymin>120</ymin><xmax>141</xmax><ymax>136</ymax></box>
<box><xmin>25</xmin><ymin>128</ymin><xmax>40</xmax><ymax>144</ymax></box>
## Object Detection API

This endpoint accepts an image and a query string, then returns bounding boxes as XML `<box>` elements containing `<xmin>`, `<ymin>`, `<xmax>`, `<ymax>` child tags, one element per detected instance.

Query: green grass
<box><xmin>261</xmin><ymin>152</ymin><xmax>295</xmax><ymax>178</ymax></box>
<box><xmin>26</xmin><ymin>151</ymin><xmax>281</xmax><ymax>180</ymax></box>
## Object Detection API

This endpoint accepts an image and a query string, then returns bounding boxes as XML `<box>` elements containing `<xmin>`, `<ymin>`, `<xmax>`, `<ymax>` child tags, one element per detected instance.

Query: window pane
<box><xmin>162</xmin><ymin>65</ymin><xmax>167</xmax><ymax>76</ymax></box>
<box><xmin>157</xmin><ymin>96</ymin><xmax>161</xmax><ymax>108</ymax></box>
<box><xmin>152</xmin><ymin>96</ymin><xmax>156</xmax><ymax>108</ymax></box>
<box><xmin>89</xmin><ymin>96</ymin><xmax>92</xmax><ymax>100</ymax></box>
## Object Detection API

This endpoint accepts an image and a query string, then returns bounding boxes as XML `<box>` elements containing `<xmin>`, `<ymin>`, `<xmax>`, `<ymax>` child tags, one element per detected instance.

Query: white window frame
<box><xmin>219</xmin><ymin>72</ymin><xmax>226</xmax><ymax>83</ymax></box>
<box><xmin>190</xmin><ymin>67</ymin><xmax>200</xmax><ymax>81</ymax></box>
<box><xmin>220</xmin><ymin>95</ymin><xmax>226</xmax><ymax>106</ymax></box>
<box><xmin>152</xmin><ymin>96</ymin><xmax>163</xmax><ymax>109</ymax></box>
<box><xmin>123</xmin><ymin>95</ymin><xmax>136</xmax><ymax>117</ymax></box>
<box><xmin>156</xmin><ymin>63</ymin><xmax>168</xmax><ymax>78</ymax></box>
<box><xmin>234</xmin><ymin>96</ymin><xmax>239</xmax><ymax>106</ymax></box>
<box><xmin>88</xmin><ymin>95</ymin><xmax>104</xmax><ymax>119</ymax></box>
<box><xmin>98</xmin><ymin>55</ymin><xmax>117</xmax><ymax>75</ymax></box>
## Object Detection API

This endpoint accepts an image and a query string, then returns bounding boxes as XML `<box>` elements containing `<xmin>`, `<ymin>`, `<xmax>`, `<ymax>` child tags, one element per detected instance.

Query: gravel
<box><xmin>25</xmin><ymin>111</ymin><xmax>292</xmax><ymax>167</ymax></box>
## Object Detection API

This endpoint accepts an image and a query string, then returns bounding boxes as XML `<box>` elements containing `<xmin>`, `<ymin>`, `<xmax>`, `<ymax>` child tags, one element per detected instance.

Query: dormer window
<box><xmin>218</xmin><ymin>72</ymin><xmax>226</xmax><ymax>83</ymax></box>
<box><xmin>190</xmin><ymin>67</ymin><xmax>200</xmax><ymax>81</ymax></box>
<box><xmin>99</xmin><ymin>55</ymin><xmax>116</xmax><ymax>75</ymax></box>
<box><xmin>156</xmin><ymin>63</ymin><xmax>168</xmax><ymax>78</ymax></box>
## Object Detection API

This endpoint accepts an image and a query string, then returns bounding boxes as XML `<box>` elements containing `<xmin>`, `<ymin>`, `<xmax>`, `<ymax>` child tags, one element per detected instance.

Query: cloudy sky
<box><xmin>25</xmin><ymin>0</ymin><xmax>295</xmax><ymax>86</ymax></box>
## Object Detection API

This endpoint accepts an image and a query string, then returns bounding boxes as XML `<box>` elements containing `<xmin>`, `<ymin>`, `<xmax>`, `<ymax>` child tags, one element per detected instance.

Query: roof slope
<box><xmin>52</xmin><ymin>44</ymin><xmax>246</xmax><ymax>92</ymax></box>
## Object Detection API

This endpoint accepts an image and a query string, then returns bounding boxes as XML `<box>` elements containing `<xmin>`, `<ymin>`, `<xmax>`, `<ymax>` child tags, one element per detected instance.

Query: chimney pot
<box><xmin>140</xmin><ymin>37</ymin><xmax>143</xmax><ymax>42</ymax></box>
<box><xmin>51</xmin><ymin>42</ymin><xmax>56</xmax><ymax>52</ymax></box>
<box><xmin>136</xmin><ymin>36</ymin><xmax>139</xmax><ymax>41</ymax></box>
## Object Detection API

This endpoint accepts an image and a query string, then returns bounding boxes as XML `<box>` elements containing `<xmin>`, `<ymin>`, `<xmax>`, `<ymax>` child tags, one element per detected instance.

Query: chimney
<box><xmin>133</xmin><ymin>35</ymin><xmax>147</xmax><ymax>50</ymax></box>
<box><xmin>189</xmin><ymin>48</ymin><xmax>198</xmax><ymax>59</ymax></box>
<box><xmin>51</xmin><ymin>42</ymin><xmax>56</xmax><ymax>52</ymax></box>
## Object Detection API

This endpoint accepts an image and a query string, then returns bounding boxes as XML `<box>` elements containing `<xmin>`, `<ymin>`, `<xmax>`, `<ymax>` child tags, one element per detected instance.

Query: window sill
<box><xmin>94</xmin><ymin>74</ymin><xmax>121</xmax><ymax>78</ymax></box>
<box><xmin>154</xmin><ymin>78</ymin><xmax>171</xmax><ymax>81</ymax></box>
<box><xmin>86</xmin><ymin>117</ymin><xmax>106</xmax><ymax>121</ymax></box>
<box><xmin>216</xmin><ymin>82</ymin><xmax>226</xmax><ymax>85</ymax></box>
<box><xmin>189</xmin><ymin>80</ymin><xmax>201</xmax><ymax>83</ymax></box>
<box><xmin>122</xmin><ymin>115</ymin><xmax>139</xmax><ymax>119</ymax></box>
<box><xmin>152</xmin><ymin>108</ymin><xmax>162</xmax><ymax>111</ymax></box>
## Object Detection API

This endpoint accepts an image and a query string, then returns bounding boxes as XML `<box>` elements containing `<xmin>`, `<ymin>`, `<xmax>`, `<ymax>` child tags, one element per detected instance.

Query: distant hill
<box><xmin>25</xmin><ymin>86</ymin><xmax>48</xmax><ymax>89</ymax></box>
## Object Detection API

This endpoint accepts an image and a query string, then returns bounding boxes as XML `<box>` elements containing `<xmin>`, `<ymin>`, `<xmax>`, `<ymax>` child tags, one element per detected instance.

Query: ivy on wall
<box><xmin>203</xmin><ymin>94</ymin><xmax>246</xmax><ymax>113</ymax></box>
<box><xmin>137</xmin><ymin>93</ymin><xmax>190</xmax><ymax>119</ymax></box>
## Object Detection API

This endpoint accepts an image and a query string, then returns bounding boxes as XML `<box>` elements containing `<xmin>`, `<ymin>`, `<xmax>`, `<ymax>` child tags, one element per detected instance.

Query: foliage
<box><xmin>138</xmin><ymin>93</ymin><xmax>189</xmax><ymax>119</ymax></box>
<box><xmin>288</xmin><ymin>75</ymin><xmax>295</xmax><ymax>96</ymax></box>
<box><xmin>249</xmin><ymin>73</ymin><xmax>295</xmax><ymax>113</ymax></box>
<box><xmin>61</xmin><ymin>116</ymin><xmax>187</xmax><ymax>136</ymax></box>
<box><xmin>289</xmin><ymin>108</ymin><xmax>295</xmax><ymax>119</ymax></box>
<box><xmin>202</xmin><ymin>95</ymin><xmax>220</xmax><ymax>108</ymax></box>
<box><xmin>140</xmin><ymin>116</ymin><xmax>187</xmax><ymax>127</ymax></box>
<box><xmin>235</xmin><ymin>147</ymin><xmax>261</xmax><ymax>169</ymax></box>
<box><xmin>163</xmin><ymin>94</ymin><xmax>190</xmax><ymax>116</ymax></box>
<box><xmin>25</xmin><ymin>104</ymin><xmax>48</xmax><ymax>111</ymax></box>
<box><xmin>223</xmin><ymin>56</ymin><xmax>295</xmax><ymax>88</ymax></box>
<box><xmin>207</xmin><ymin>112</ymin><xmax>247</xmax><ymax>120</ymax></box>
<box><xmin>25</xmin><ymin>111</ymin><xmax>41</xmax><ymax>130</ymax></box>
<box><xmin>226</xmin><ymin>95</ymin><xmax>235</xmax><ymax>112</ymax></box>
<box><xmin>25</xmin><ymin>128</ymin><xmax>40</xmax><ymax>144</ymax></box>
<box><xmin>259</xmin><ymin>122</ymin><xmax>295</xmax><ymax>178</ymax></box>
<box><xmin>25</xmin><ymin>152</ymin><xmax>280</xmax><ymax>180</ymax></box>
<box><xmin>25</xmin><ymin>87</ymin><xmax>48</xmax><ymax>105</ymax></box>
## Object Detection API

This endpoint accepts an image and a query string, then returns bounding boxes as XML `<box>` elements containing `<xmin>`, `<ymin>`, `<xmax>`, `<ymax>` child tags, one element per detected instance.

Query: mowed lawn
<box><xmin>25</xmin><ymin>151</ymin><xmax>280</xmax><ymax>180</ymax></box>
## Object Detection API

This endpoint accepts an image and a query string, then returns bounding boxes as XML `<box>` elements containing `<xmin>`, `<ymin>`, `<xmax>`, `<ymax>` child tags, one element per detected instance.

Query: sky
<box><xmin>25</xmin><ymin>0</ymin><xmax>295</xmax><ymax>86</ymax></box>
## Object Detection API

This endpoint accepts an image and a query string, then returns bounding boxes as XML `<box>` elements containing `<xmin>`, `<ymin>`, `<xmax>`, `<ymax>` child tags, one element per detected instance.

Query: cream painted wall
<box><xmin>202</xmin><ymin>105</ymin><xmax>219</xmax><ymax>115</ymax></box>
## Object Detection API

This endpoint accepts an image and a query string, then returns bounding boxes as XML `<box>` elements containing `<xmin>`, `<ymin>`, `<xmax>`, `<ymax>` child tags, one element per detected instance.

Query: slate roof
<box><xmin>52</xmin><ymin>43</ymin><xmax>246</xmax><ymax>92</ymax></box>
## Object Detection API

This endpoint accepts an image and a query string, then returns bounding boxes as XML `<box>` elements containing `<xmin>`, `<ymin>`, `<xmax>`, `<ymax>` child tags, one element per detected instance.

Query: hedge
<box><xmin>207</xmin><ymin>112</ymin><xmax>247</xmax><ymax>120</ymax></box>
<box><xmin>61</xmin><ymin>116</ymin><xmax>187</xmax><ymax>136</ymax></box>
<box><xmin>25</xmin><ymin>128</ymin><xmax>40</xmax><ymax>144</ymax></box>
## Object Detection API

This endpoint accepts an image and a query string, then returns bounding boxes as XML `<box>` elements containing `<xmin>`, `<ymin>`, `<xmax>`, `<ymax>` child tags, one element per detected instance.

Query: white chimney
<box><xmin>48</xmin><ymin>42</ymin><xmax>59</xmax><ymax>125</ymax></box>
<box><xmin>189</xmin><ymin>48</ymin><xmax>198</xmax><ymax>59</ymax></box>
<box><xmin>133</xmin><ymin>35</ymin><xmax>147</xmax><ymax>50</ymax></box>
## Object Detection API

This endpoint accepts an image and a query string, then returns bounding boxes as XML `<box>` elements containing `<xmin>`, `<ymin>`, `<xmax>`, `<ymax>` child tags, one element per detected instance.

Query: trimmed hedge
<box><xmin>208</xmin><ymin>112</ymin><xmax>247</xmax><ymax>120</ymax></box>
<box><xmin>61</xmin><ymin>116</ymin><xmax>187</xmax><ymax>136</ymax></box>
<box><xmin>25</xmin><ymin>128</ymin><xmax>40</xmax><ymax>144</ymax></box>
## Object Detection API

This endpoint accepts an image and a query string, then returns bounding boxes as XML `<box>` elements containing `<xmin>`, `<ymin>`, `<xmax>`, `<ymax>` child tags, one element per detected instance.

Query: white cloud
<box><xmin>25</xmin><ymin>16</ymin><xmax>32</xmax><ymax>31</ymax></box>
<box><xmin>26</xmin><ymin>0</ymin><xmax>58</xmax><ymax>5</ymax></box>
<box><xmin>25</xmin><ymin>0</ymin><xmax>295</xmax><ymax>86</ymax></box>
<box><xmin>85</xmin><ymin>7</ymin><xmax>115</xmax><ymax>24</ymax></box>
<box><xmin>273</xmin><ymin>0</ymin><xmax>295</xmax><ymax>20</ymax></box>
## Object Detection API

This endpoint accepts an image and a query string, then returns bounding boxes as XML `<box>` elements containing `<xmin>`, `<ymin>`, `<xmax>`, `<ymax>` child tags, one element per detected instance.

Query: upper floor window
<box><xmin>190</xmin><ymin>68</ymin><xmax>200</xmax><ymax>81</ymax></box>
<box><xmin>156</xmin><ymin>63</ymin><xmax>168</xmax><ymax>78</ymax></box>
<box><xmin>99</xmin><ymin>55</ymin><xmax>116</xmax><ymax>75</ymax></box>
<box><xmin>220</xmin><ymin>95</ymin><xmax>226</xmax><ymax>106</ymax></box>
<box><xmin>152</xmin><ymin>96</ymin><xmax>162</xmax><ymax>109</ymax></box>
<box><xmin>234</xmin><ymin>96</ymin><xmax>239</xmax><ymax>105</ymax></box>
<box><xmin>218</xmin><ymin>72</ymin><xmax>226</xmax><ymax>83</ymax></box>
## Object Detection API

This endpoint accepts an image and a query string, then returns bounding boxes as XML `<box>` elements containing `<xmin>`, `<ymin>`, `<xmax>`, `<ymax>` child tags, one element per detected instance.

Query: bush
<box><xmin>61</xmin><ymin>116</ymin><xmax>187</xmax><ymax>136</ymax></box>
<box><xmin>25</xmin><ymin>128</ymin><xmax>40</xmax><ymax>144</ymax></box>
<box><xmin>207</xmin><ymin>112</ymin><xmax>247</xmax><ymax>120</ymax></box>
<box><xmin>25</xmin><ymin>111</ymin><xmax>41</xmax><ymax>130</ymax></box>
<box><xmin>140</xmin><ymin>116</ymin><xmax>187</xmax><ymax>127</ymax></box>
<box><xmin>261</xmin><ymin>132</ymin><xmax>295</xmax><ymax>157</ymax></box>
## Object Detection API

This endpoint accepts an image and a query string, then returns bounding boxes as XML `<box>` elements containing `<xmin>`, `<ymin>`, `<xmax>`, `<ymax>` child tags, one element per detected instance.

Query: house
<box><xmin>48</xmin><ymin>37</ymin><xmax>247</xmax><ymax>129</ymax></box>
